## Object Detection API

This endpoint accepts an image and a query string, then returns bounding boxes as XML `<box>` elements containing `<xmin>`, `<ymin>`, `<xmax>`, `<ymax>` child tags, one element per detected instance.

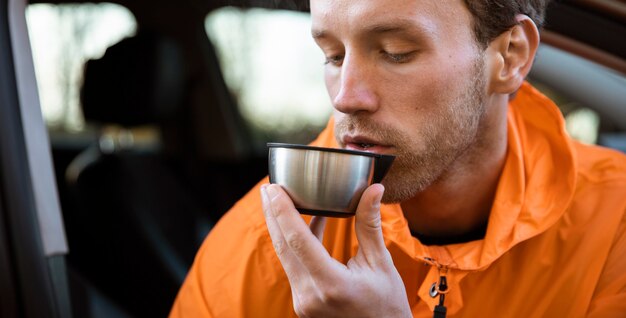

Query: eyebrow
<box><xmin>367</xmin><ymin>19</ymin><xmax>419</xmax><ymax>34</ymax></box>
<box><xmin>312</xmin><ymin>18</ymin><xmax>431</xmax><ymax>40</ymax></box>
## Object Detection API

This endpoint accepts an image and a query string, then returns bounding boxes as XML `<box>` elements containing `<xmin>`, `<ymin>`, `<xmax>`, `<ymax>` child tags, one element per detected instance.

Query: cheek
<box><xmin>390</xmin><ymin>57</ymin><xmax>474</xmax><ymax>112</ymax></box>
<box><xmin>382</xmin><ymin>66</ymin><xmax>448</xmax><ymax>114</ymax></box>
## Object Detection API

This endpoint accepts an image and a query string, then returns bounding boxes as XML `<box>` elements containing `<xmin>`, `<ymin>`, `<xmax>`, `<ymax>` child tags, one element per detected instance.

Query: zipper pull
<box><xmin>433</xmin><ymin>273</ymin><xmax>448</xmax><ymax>318</ymax></box>
<box><xmin>423</xmin><ymin>258</ymin><xmax>450</xmax><ymax>318</ymax></box>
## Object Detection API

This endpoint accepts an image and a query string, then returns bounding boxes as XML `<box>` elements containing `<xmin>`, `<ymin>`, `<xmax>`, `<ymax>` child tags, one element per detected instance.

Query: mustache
<box><xmin>334</xmin><ymin>115</ymin><xmax>408</xmax><ymax>146</ymax></box>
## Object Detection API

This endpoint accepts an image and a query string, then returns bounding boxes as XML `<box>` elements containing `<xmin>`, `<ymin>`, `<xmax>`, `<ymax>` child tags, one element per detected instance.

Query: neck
<box><xmin>401</xmin><ymin>95</ymin><xmax>508</xmax><ymax>243</ymax></box>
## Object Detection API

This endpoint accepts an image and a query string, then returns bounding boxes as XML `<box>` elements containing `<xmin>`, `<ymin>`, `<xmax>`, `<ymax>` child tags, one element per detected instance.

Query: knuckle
<box><xmin>366</xmin><ymin>215</ymin><xmax>382</xmax><ymax>230</ymax></box>
<box><xmin>272</xmin><ymin>238</ymin><xmax>287</xmax><ymax>255</ymax></box>
<box><xmin>319</xmin><ymin>285</ymin><xmax>345</xmax><ymax>307</ymax></box>
<box><xmin>358</xmin><ymin>211</ymin><xmax>382</xmax><ymax>232</ymax></box>
<box><xmin>271</xmin><ymin>194</ymin><xmax>292</xmax><ymax>216</ymax></box>
<box><xmin>284</xmin><ymin>232</ymin><xmax>305</xmax><ymax>255</ymax></box>
<box><xmin>296</xmin><ymin>294</ymin><xmax>320</xmax><ymax>318</ymax></box>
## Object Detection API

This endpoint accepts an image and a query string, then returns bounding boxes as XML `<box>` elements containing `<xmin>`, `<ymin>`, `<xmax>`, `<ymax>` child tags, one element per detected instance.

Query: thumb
<box><xmin>354</xmin><ymin>183</ymin><xmax>390</xmax><ymax>265</ymax></box>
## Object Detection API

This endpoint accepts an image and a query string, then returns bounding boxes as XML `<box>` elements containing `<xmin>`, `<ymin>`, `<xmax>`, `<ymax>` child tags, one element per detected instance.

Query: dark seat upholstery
<box><xmin>65</xmin><ymin>31</ymin><xmax>212</xmax><ymax>318</ymax></box>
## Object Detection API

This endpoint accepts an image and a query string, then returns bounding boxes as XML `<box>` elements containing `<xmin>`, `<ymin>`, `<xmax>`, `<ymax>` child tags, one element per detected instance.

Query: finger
<box><xmin>264</xmin><ymin>184</ymin><xmax>340</xmax><ymax>277</ymax></box>
<box><xmin>354</xmin><ymin>184</ymin><xmax>391</xmax><ymax>266</ymax></box>
<box><xmin>309</xmin><ymin>216</ymin><xmax>327</xmax><ymax>242</ymax></box>
<box><xmin>260</xmin><ymin>184</ymin><xmax>308</xmax><ymax>280</ymax></box>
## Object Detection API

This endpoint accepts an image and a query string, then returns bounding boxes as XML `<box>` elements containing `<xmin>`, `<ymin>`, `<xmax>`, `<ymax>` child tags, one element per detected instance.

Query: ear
<box><xmin>486</xmin><ymin>15</ymin><xmax>539</xmax><ymax>94</ymax></box>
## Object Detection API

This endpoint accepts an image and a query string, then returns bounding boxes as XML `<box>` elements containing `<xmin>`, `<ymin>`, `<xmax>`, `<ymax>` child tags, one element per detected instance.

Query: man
<box><xmin>170</xmin><ymin>0</ymin><xmax>626</xmax><ymax>317</ymax></box>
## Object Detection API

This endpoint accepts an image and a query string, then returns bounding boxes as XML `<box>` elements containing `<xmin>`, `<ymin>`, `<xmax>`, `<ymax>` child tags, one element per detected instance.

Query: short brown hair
<box><xmin>463</xmin><ymin>0</ymin><xmax>551</xmax><ymax>48</ymax></box>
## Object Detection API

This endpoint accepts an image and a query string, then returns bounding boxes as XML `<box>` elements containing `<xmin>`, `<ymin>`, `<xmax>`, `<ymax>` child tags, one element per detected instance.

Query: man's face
<box><xmin>311</xmin><ymin>0</ymin><xmax>490</xmax><ymax>203</ymax></box>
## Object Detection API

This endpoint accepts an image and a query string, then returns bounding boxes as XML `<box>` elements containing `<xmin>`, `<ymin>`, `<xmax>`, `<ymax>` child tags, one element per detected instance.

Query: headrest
<box><xmin>81</xmin><ymin>31</ymin><xmax>185</xmax><ymax>127</ymax></box>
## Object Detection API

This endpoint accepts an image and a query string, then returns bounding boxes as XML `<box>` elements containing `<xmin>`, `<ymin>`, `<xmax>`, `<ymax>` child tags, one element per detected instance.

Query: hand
<box><xmin>261</xmin><ymin>183</ymin><xmax>412</xmax><ymax>318</ymax></box>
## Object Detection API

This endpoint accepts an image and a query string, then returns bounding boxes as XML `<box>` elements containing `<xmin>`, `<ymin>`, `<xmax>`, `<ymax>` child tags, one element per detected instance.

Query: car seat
<box><xmin>64</xmin><ymin>30</ymin><xmax>212</xmax><ymax>318</ymax></box>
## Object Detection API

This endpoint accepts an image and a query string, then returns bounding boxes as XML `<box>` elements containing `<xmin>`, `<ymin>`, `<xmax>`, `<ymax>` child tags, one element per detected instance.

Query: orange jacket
<box><xmin>170</xmin><ymin>82</ymin><xmax>626</xmax><ymax>317</ymax></box>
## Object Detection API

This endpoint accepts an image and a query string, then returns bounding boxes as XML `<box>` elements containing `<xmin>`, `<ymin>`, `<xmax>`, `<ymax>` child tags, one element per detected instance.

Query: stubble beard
<box><xmin>335</xmin><ymin>57</ymin><xmax>488</xmax><ymax>203</ymax></box>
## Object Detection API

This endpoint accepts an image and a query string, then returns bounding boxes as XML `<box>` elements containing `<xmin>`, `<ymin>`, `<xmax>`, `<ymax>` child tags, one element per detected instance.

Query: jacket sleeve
<box><xmin>586</xmin><ymin>205</ymin><xmax>626</xmax><ymax>317</ymax></box>
<box><xmin>169</xmin><ymin>181</ymin><xmax>297</xmax><ymax>318</ymax></box>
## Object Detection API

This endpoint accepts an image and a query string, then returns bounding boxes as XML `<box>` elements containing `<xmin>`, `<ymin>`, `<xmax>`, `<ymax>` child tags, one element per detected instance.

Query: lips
<box><xmin>342</xmin><ymin>135</ymin><xmax>392</xmax><ymax>153</ymax></box>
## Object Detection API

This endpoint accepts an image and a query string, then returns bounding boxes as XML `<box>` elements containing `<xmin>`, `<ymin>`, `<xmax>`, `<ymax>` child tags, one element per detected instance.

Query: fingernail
<box><xmin>266</xmin><ymin>184</ymin><xmax>279</xmax><ymax>200</ymax></box>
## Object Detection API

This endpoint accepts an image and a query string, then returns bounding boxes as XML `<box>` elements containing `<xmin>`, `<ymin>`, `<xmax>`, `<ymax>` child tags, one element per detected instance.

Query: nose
<box><xmin>331</xmin><ymin>53</ymin><xmax>379</xmax><ymax>114</ymax></box>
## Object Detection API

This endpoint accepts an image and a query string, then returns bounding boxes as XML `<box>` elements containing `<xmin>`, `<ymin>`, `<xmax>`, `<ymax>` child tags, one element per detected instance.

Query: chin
<box><xmin>379</xmin><ymin>164</ymin><xmax>441</xmax><ymax>203</ymax></box>
<box><xmin>381</xmin><ymin>187</ymin><xmax>418</xmax><ymax>204</ymax></box>
<box><xmin>380</xmin><ymin>177</ymin><xmax>425</xmax><ymax>204</ymax></box>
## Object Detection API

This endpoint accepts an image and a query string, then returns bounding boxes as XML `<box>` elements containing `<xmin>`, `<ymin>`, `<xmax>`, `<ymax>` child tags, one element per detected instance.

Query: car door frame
<box><xmin>0</xmin><ymin>0</ymin><xmax>71</xmax><ymax>317</ymax></box>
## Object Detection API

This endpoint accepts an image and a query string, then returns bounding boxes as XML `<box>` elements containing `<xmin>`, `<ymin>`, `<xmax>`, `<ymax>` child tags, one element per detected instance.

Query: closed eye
<box><xmin>382</xmin><ymin>51</ymin><xmax>416</xmax><ymax>64</ymax></box>
<box><xmin>324</xmin><ymin>54</ymin><xmax>344</xmax><ymax>66</ymax></box>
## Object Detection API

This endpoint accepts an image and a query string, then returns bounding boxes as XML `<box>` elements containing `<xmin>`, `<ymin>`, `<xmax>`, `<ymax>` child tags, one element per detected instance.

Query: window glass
<box><xmin>26</xmin><ymin>3</ymin><xmax>137</xmax><ymax>132</ymax></box>
<box><xmin>205</xmin><ymin>7</ymin><xmax>332</xmax><ymax>144</ymax></box>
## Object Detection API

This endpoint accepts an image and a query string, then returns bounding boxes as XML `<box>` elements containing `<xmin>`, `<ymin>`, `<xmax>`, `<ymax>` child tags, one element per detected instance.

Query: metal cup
<box><xmin>268</xmin><ymin>143</ymin><xmax>395</xmax><ymax>217</ymax></box>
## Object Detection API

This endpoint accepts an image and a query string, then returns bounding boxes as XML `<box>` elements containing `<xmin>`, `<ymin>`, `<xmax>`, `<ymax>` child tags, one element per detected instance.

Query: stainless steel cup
<box><xmin>268</xmin><ymin>143</ymin><xmax>395</xmax><ymax>217</ymax></box>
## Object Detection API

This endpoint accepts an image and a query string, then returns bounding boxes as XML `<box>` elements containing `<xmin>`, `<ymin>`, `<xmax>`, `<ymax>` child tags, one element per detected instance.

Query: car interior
<box><xmin>0</xmin><ymin>0</ymin><xmax>624</xmax><ymax>317</ymax></box>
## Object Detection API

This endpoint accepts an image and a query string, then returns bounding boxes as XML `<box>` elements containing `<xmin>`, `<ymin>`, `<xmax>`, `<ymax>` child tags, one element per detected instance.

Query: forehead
<box><xmin>310</xmin><ymin>0</ymin><xmax>473</xmax><ymax>40</ymax></box>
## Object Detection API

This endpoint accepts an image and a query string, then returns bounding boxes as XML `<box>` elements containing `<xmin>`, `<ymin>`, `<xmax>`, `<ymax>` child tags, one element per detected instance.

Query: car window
<box><xmin>26</xmin><ymin>3</ymin><xmax>137</xmax><ymax>133</ymax></box>
<box><xmin>528</xmin><ymin>41</ymin><xmax>626</xmax><ymax>150</ymax></box>
<box><xmin>27</xmin><ymin>3</ymin><xmax>619</xmax><ymax>150</ymax></box>
<box><xmin>205</xmin><ymin>7</ymin><xmax>332</xmax><ymax>145</ymax></box>
<box><xmin>529</xmin><ymin>79</ymin><xmax>601</xmax><ymax>145</ymax></box>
